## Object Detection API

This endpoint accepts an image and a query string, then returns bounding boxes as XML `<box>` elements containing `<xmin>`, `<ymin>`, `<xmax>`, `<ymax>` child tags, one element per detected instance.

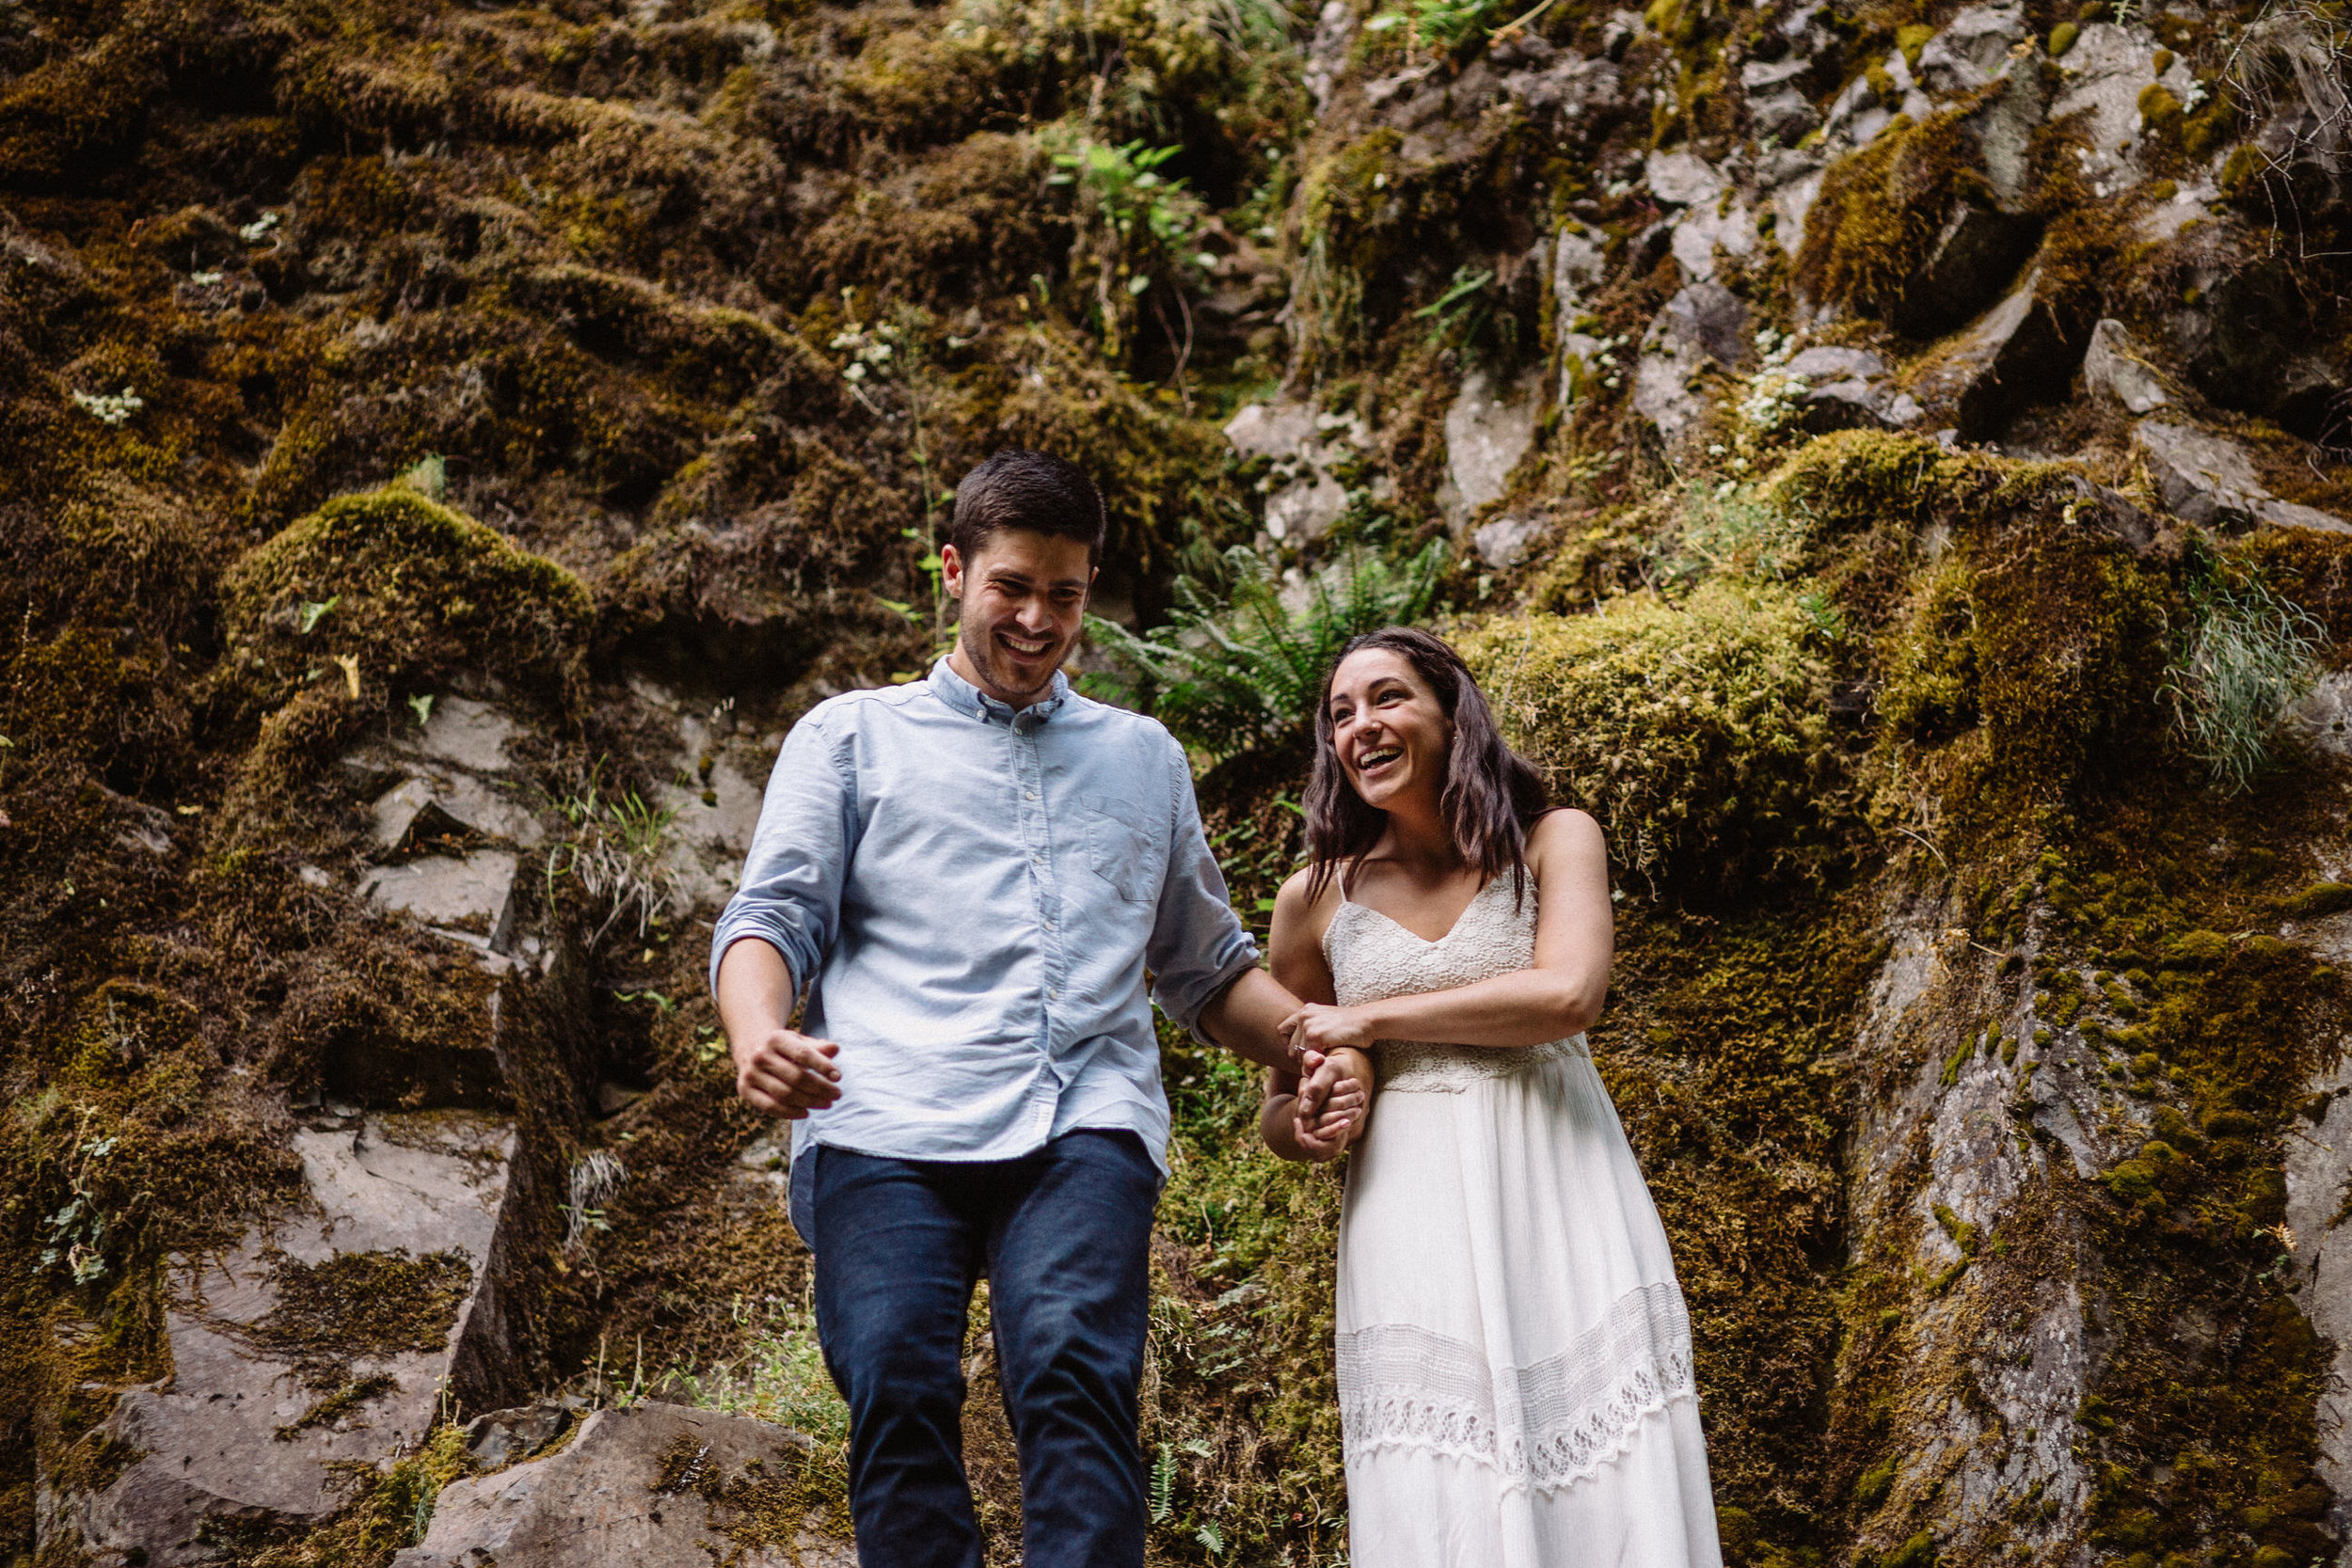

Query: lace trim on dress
<box><xmin>1375</xmin><ymin>1036</ymin><xmax>1588</xmax><ymax>1093</ymax></box>
<box><xmin>1336</xmin><ymin>1281</ymin><xmax>1696</xmax><ymax>1494</ymax></box>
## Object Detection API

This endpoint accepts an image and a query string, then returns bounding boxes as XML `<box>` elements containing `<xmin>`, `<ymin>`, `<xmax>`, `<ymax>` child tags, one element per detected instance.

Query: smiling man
<box><xmin>710</xmin><ymin>449</ymin><xmax>1360</xmax><ymax>1568</ymax></box>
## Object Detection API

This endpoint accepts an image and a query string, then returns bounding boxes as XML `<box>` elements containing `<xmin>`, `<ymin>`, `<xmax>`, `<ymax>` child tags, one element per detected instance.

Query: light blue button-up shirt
<box><xmin>710</xmin><ymin>657</ymin><xmax>1260</xmax><ymax>1180</ymax></box>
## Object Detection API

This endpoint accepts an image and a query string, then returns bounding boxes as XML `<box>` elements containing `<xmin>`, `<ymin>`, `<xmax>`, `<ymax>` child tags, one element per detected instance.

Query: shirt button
<box><xmin>1025</xmin><ymin>789</ymin><xmax>1039</xmax><ymax>800</ymax></box>
<box><xmin>1033</xmin><ymin>851</ymin><xmax>1045</xmax><ymax>864</ymax></box>
<box><xmin>1048</xmin><ymin>988</ymin><xmax>1061</xmax><ymax>1000</ymax></box>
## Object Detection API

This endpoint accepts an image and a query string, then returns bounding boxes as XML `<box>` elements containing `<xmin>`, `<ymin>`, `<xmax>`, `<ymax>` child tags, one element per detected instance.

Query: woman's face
<box><xmin>1327</xmin><ymin>647</ymin><xmax>1452</xmax><ymax>815</ymax></box>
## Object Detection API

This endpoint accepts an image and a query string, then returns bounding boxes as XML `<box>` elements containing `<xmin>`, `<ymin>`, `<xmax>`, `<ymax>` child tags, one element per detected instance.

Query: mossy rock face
<box><xmin>1460</xmin><ymin>579</ymin><xmax>1843</xmax><ymax>889</ymax></box>
<box><xmin>1793</xmin><ymin>109</ymin><xmax>2012</xmax><ymax>335</ymax></box>
<box><xmin>221</xmin><ymin>484</ymin><xmax>591</xmax><ymax>711</ymax></box>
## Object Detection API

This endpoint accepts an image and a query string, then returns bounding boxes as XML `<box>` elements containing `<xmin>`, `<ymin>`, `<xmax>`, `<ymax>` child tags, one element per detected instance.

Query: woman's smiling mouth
<box><xmin>1354</xmin><ymin>744</ymin><xmax>1403</xmax><ymax>777</ymax></box>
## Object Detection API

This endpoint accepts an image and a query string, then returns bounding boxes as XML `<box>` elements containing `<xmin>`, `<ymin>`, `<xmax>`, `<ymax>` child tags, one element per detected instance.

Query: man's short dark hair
<box><xmin>948</xmin><ymin>450</ymin><xmax>1106</xmax><ymax>564</ymax></box>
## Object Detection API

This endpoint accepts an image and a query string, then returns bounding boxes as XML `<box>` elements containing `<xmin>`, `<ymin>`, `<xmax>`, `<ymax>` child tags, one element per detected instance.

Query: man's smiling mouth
<box><xmin>999</xmin><ymin>631</ymin><xmax>1052</xmax><ymax>657</ymax></box>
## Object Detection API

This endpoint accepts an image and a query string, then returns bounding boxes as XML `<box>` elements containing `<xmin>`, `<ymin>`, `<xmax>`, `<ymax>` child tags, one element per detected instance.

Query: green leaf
<box><xmin>407</xmin><ymin>692</ymin><xmax>436</xmax><ymax>726</ymax></box>
<box><xmin>296</xmin><ymin>595</ymin><xmax>340</xmax><ymax>634</ymax></box>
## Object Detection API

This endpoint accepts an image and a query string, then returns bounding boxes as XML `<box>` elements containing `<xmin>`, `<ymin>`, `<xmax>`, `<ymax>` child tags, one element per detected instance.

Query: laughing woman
<box><xmin>1261</xmin><ymin>627</ymin><xmax>1723</xmax><ymax>1568</ymax></box>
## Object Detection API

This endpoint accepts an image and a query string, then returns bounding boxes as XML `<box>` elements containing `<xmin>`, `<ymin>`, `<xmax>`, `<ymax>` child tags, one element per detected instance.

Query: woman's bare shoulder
<box><xmin>1527</xmin><ymin>807</ymin><xmax>1602</xmax><ymax>853</ymax></box>
<box><xmin>1274</xmin><ymin>863</ymin><xmax>1343</xmax><ymax>922</ymax></box>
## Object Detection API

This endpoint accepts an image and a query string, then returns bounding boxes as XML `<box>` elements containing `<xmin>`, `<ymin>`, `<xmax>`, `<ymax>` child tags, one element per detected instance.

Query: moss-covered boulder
<box><xmin>1459</xmin><ymin>580</ymin><xmax>1844</xmax><ymax>888</ymax></box>
<box><xmin>221</xmin><ymin>485</ymin><xmax>592</xmax><ymax>712</ymax></box>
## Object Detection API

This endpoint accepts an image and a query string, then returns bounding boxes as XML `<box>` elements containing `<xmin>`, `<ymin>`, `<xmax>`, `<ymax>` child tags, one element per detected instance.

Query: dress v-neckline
<box><xmin>1340</xmin><ymin>870</ymin><xmax>1505</xmax><ymax>947</ymax></box>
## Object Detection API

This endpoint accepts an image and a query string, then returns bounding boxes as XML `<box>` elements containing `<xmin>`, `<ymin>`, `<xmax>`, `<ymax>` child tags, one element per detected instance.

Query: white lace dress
<box><xmin>1329</xmin><ymin>873</ymin><xmax>1723</xmax><ymax>1567</ymax></box>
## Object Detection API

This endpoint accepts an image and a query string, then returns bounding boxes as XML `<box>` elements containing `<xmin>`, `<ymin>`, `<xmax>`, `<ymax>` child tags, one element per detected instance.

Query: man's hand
<box><xmin>1290</xmin><ymin>1048</ymin><xmax>1367</xmax><ymax>1161</ymax></box>
<box><xmin>732</xmin><ymin>1028</ymin><xmax>842</xmax><ymax>1119</ymax></box>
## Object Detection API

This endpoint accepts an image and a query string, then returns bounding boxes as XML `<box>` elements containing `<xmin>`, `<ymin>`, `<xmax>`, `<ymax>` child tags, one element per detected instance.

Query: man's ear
<box><xmin>941</xmin><ymin>542</ymin><xmax>965</xmax><ymax>599</ymax></box>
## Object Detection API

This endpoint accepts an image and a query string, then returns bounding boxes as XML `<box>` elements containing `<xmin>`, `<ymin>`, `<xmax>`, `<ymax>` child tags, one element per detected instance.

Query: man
<box><xmin>711</xmin><ymin>449</ymin><xmax>1356</xmax><ymax>1568</ymax></box>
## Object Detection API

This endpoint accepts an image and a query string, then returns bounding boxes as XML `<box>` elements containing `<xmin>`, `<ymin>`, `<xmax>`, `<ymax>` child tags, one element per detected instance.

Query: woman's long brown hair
<box><xmin>1303</xmin><ymin>627</ymin><xmax>1550</xmax><ymax>910</ymax></box>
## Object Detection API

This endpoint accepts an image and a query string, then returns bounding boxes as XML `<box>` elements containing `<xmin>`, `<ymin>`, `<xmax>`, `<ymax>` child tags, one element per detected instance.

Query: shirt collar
<box><xmin>928</xmin><ymin>655</ymin><xmax>1070</xmax><ymax>730</ymax></box>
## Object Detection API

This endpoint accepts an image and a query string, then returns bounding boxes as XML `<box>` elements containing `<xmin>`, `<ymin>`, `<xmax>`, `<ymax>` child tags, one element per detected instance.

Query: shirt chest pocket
<box><xmin>1080</xmin><ymin>793</ymin><xmax>1159</xmax><ymax>905</ymax></box>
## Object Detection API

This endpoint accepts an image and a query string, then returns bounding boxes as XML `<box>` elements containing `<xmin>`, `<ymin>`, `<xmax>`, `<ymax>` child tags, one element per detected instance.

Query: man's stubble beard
<box><xmin>958</xmin><ymin>617</ymin><xmax>1067</xmax><ymax>708</ymax></box>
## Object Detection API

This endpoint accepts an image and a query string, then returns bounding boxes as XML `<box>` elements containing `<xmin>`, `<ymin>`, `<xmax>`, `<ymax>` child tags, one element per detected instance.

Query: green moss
<box><xmin>2162</xmin><ymin>929</ymin><xmax>2231</xmax><ymax>969</ymax></box>
<box><xmin>1459</xmin><ymin>579</ymin><xmax>1845</xmax><ymax>889</ymax></box>
<box><xmin>2282</xmin><ymin>882</ymin><xmax>2352</xmax><ymax>919</ymax></box>
<box><xmin>2137</xmin><ymin>83</ymin><xmax>2185</xmax><ymax>144</ymax></box>
<box><xmin>237</xmin><ymin>1248</ymin><xmax>473</xmax><ymax>1391</ymax></box>
<box><xmin>2048</xmin><ymin>22</ymin><xmax>2081</xmax><ymax>55</ymax></box>
<box><xmin>275</xmin><ymin>1374</ymin><xmax>398</xmax><ymax>1441</ymax></box>
<box><xmin>1792</xmin><ymin>109</ymin><xmax>1997</xmax><ymax>331</ymax></box>
<box><xmin>221</xmin><ymin>1421</ymin><xmax>474</xmax><ymax>1567</ymax></box>
<box><xmin>648</xmin><ymin>1433</ymin><xmax>853</xmax><ymax>1553</ymax></box>
<box><xmin>221</xmin><ymin>485</ymin><xmax>591</xmax><ymax>714</ymax></box>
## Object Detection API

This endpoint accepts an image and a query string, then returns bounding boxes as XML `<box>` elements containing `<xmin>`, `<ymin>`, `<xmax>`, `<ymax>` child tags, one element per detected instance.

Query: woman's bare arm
<box><xmin>1283</xmin><ymin>810</ymin><xmax>1613</xmax><ymax>1053</ymax></box>
<box><xmin>1262</xmin><ymin>866</ymin><xmax>1375</xmax><ymax>1160</ymax></box>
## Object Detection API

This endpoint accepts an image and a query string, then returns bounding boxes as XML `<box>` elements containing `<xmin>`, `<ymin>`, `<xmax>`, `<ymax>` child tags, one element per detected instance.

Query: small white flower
<box><xmin>72</xmin><ymin>387</ymin><xmax>143</xmax><ymax>425</ymax></box>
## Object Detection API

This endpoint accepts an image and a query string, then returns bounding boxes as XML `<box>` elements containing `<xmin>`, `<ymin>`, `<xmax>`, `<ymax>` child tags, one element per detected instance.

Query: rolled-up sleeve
<box><xmin>1145</xmin><ymin>732</ymin><xmax>1262</xmax><ymax>1038</ymax></box>
<box><xmin>708</xmin><ymin>709</ymin><xmax>855</xmax><ymax>998</ymax></box>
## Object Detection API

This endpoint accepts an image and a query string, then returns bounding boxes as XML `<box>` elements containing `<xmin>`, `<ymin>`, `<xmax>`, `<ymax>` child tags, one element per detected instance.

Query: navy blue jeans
<box><xmin>800</xmin><ymin>1130</ymin><xmax>1162</xmax><ymax>1568</ymax></box>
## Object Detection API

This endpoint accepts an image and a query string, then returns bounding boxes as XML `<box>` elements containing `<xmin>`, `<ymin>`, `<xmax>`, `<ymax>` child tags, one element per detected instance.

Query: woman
<box><xmin>1260</xmin><ymin>627</ymin><xmax>1722</xmax><ymax>1568</ymax></box>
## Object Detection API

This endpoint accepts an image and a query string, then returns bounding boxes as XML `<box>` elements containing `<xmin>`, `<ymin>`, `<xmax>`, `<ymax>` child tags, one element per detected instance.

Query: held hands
<box><xmin>1290</xmin><ymin>1047</ymin><xmax>1370</xmax><ymax>1162</ymax></box>
<box><xmin>733</xmin><ymin>1027</ymin><xmax>842</xmax><ymax>1119</ymax></box>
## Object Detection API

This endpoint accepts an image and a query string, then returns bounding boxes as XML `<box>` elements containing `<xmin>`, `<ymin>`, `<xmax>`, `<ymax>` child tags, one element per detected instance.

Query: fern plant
<box><xmin>1084</xmin><ymin>540</ymin><xmax>1449</xmax><ymax>759</ymax></box>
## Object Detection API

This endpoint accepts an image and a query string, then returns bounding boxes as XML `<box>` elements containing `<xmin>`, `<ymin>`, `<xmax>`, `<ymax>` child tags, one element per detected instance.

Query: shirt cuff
<box><xmin>1163</xmin><ymin>942</ymin><xmax>1264</xmax><ymax>1050</ymax></box>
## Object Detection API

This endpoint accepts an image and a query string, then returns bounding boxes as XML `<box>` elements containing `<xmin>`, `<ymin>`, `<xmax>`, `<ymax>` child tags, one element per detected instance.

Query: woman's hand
<box><xmin>1281</xmin><ymin>1002</ymin><xmax>1377</xmax><ymax>1057</ymax></box>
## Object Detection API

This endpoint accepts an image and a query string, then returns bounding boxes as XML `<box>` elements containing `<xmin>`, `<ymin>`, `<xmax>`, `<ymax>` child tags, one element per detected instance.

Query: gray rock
<box><xmin>1472</xmin><ymin>514</ymin><xmax>1547</xmax><ymax>570</ymax></box>
<box><xmin>361</xmin><ymin>850</ymin><xmax>521</xmax><ymax>953</ymax></box>
<box><xmin>464</xmin><ymin>1402</ymin><xmax>576</xmax><ymax>1470</ymax></box>
<box><xmin>1965</xmin><ymin>68</ymin><xmax>2046</xmax><ymax>208</ymax></box>
<box><xmin>395</xmin><ymin>695</ymin><xmax>519</xmax><ymax>774</ymax></box>
<box><xmin>392</xmin><ymin>1403</ymin><xmax>854</xmax><ymax>1568</ymax></box>
<box><xmin>1782</xmin><ymin>346</ymin><xmax>1925</xmax><ymax>431</ymax></box>
<box><xmin>2281</xmin><ymin>841</ymin><xmax>2352</xmax><ymax>1544</ymax></box>
<box><xmin>2161</xmin><ymin>224</ymin><xmax>2349</xmax><ymax>439</ymax></box>
<box><xmin>1645</xmin><ymin>150</ymin><xmax>1725</xmax><ymax>208</ymax></box>
<box><xmin>1822</xmin><ymin>49</ymin><xmax>1931</xmax><ymax>152</ymax></box>
<box><xmin>2285</xmin><ymin>671</ymin><xmax>2352</xmax><ymax>759</ymax></box>
<box><xmin>2131</xmin><ymin>419</ymin><xmax>2352</xmax><ymax>531</ymax></box>
<box><xmin>1908</xmin><ymin>269</ymin><xmax>2082</xmax><ymax>438</ymax></box>
<box><xmin>48</xmin><ymin>1116</ymin><xmax>518</xmax><ymax>1568</ymax></box>
<box><xmin>1552</xmin><ymin>227</ymin><xmax>1607</xmax><ymax>312</ymax></box>
<box><xmin>1742</xmin><ymin>55</ymin><xmax>1820</xmax><ymax>143</ymax></box>
<box><xmin>1440</xmin><ymin>368</ymin><xmax>1542</xmax><ymax>531</ymax></box>
<box><xmin>2080</xmin><ymin>319</ymin><xmax>2169</xmax><ymax>414</ymax></box>
<box><xmin>1224</xmin><ymin>397</ymin><xmax>1367</xmax><ymax>545</ymax></box>
<box><xmin>1499</xmin><ymin>52</ymin><xmax>1621</xmax><ymax>119</ymax></box>
<box><xmin>1303</xmin><ymin>0</ymin><xmax>1354</xmax><ymax>111</ymax></box>
<box><xmin>1915</xmin><ymin>4</ymin><xmax>2027</xmax><ymax>95</ymax></box>
<box><xmin>2048</xmin><ymin>24</ymin><xmax>2201</xmax><ymax>189</ymax></box>
<box><xmin>1633</xmin><ymin>283</ymin><xmax>1748</xmax><ymax>452</ymax></box>
<box><xmin>371</xmin><ymin>773</ymin><xmax>544</xmax><ymax>853</ymax></box>
<box><xmin>1892</xmin><ymin>200</ymin><xmax>2040</xmax><ymax>338</ymax></box>
<box><xmin>1840</xmin><ymin>893</ymin><xmax>2097</xmax><ymax>1563</ymax></box>
<box><xmin>633</xmin><ymin>677</ymin><xmax>771</xmax><ymax>913</ymax></box>
<box><xmin>1671</xmin><ymin>198</ymin><xmax>1757</xmax><ymax>281</ymax></box>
